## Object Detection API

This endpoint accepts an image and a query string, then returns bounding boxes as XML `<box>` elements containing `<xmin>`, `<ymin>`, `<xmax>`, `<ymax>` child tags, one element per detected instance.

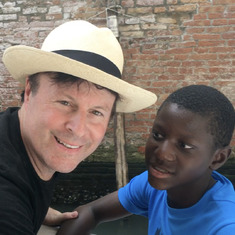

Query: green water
<box><xmin>92</xmin><ymin>215</ymin><xmax>148</xmax><ymax>235</ymax></box>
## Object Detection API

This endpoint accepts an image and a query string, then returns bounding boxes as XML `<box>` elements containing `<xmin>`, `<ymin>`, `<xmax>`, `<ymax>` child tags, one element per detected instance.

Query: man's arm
<box><xmin>57</xmin><ymin>191</ymin><xmax>131</xmax><ymax>235</ymax></box>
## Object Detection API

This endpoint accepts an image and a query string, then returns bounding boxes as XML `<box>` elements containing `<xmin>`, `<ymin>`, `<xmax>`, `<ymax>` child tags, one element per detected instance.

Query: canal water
<box><xmin>51</xmin><ymin>161</ymin><xmax>148</xmax><ymax>234</ymax></box>
<box><xmin>92</xmin><ymin>215</ymin><xmax>148</xmax><ymax>235</ymax></box>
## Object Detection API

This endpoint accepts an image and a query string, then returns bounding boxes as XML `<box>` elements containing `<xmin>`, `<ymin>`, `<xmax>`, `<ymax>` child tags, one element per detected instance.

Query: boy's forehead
<box><xmin>155</xmin><ymin>102</ymin><xmax>210</xmax><ymax>132</ymax></box>
<box><xmin>157</xmin><ymin>102</ymin><xmax>189</xmax><ymax>117</ymax></box>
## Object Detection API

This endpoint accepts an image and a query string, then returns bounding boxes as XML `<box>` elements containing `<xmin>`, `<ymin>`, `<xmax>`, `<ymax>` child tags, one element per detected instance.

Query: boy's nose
<box><xmin>157</xmin><ymin>140</ymin><xmax>176</xmax><ymax>162</ymax></box>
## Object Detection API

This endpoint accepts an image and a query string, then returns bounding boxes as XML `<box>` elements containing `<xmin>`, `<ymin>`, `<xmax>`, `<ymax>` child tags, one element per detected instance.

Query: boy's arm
<box><xmin>57</xmin><ymin>191</ymin><xmax>131</xmax><ymax>235</ymax></box>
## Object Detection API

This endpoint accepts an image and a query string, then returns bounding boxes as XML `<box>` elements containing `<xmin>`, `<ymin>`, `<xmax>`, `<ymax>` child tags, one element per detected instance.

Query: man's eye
<box><xmin>59</xmin><ymin>101</ymin><xmax>70</xmax><ymax>106</ymax></box>
<box><xmin>92</xmin><ymin>110</ymin><xmax>103</xmax><ymax>116</ymax></box>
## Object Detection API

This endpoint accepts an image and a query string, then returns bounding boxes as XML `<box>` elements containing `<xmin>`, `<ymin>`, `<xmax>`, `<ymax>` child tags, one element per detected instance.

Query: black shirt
<box><xmin>0</xmin><ymin>107</ymin><xmax>57</xmax><ymax>234</ymax></box>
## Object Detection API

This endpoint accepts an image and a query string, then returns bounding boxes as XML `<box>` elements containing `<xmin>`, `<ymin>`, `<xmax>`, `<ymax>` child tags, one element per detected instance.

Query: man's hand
<box><xmin>43</xmin><ymin>207</ymin><xmax>78</xmax><ymax>226</ymax></box>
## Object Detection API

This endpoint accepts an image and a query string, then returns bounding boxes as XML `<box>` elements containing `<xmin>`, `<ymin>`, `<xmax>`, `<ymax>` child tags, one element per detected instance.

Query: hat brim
<box><xmin>3</xmin><ymin>45</ymin><xmax>157</xmax><ymax>113</ymax></box>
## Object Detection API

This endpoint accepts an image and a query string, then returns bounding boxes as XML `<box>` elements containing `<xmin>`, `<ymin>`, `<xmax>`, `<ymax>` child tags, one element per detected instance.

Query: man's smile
<box><xmin>55</xmin><ymin>136</ymin><xmax>80</xmax><ymax>149</ymax></box>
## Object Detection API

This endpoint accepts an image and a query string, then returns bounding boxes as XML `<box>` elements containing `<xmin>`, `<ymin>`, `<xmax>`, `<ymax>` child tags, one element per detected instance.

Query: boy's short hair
<box><xmin>159</xmin><ymin>85</ymin><xmax>235</xmax><ymax>149</ymax></box>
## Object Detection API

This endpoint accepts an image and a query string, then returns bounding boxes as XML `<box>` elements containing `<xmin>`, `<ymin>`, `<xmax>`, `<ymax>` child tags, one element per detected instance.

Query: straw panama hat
<box><xmin>2</xmin><ymin>20</ymin><xmax>157</xmax><ymax>113</ymax></box>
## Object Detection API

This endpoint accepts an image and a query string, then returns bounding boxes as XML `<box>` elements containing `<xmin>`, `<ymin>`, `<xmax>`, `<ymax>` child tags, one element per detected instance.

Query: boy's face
<box><xmin>145</xmin><ymin>102</ymin><xmax>217</xmax><ymax>194</ymax></box>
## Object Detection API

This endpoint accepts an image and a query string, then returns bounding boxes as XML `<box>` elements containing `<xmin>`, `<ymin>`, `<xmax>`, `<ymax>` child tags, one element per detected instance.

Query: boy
<box><xmin>58</xmin><ymin>85</ymin><xmax>235</xmax><ymax>235</ymax></box>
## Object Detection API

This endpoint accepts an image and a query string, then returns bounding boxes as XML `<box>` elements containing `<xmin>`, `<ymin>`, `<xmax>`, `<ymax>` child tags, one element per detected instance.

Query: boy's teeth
<box><xmin>155</xmin><ymin>167</ymin><xmax>168</xmax><ymax>173</ymax></box>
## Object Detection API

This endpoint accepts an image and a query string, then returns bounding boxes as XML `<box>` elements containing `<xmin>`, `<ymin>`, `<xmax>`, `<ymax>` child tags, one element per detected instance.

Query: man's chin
<box><xmin>54</xmin><ymin>162</ymin><xmax>81</xmax><ymax>174</ymax></box>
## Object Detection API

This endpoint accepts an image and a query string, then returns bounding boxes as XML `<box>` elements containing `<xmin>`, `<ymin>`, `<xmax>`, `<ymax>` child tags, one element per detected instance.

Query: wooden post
<box><xmin>114</xmin><ymin>112</ymin><xmax>128</xmax><ymax>189</ymax></box>
<box><xmin>106</xmin><ymin>9</ymin><xmax>128</xmax><ymax>189</ymax></box>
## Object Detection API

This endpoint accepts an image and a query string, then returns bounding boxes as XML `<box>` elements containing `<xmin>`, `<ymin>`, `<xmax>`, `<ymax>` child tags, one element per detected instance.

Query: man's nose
<box><xmin>65</xmin><ymin>112</ymin><xmax>88</xmax><ymax>137</ymax></box>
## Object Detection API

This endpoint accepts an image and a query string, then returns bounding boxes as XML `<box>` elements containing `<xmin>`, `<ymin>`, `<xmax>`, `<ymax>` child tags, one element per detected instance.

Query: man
<box><xmin>0</xmin><ymin>20</ymin><xmax>157</xmax><ymax>234</ymax></box>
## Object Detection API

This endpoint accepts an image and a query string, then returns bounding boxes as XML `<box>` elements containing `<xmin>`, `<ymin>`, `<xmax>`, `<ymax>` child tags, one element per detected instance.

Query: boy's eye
<box><xmin>152</xmin><ymin>132</ymin><xmax>164</xmax><ymax>141</ymax></box>
<box><xmin>179</xmin><ymin>141</ymin><xmax>193</xmax><ymax>150</ymax></box>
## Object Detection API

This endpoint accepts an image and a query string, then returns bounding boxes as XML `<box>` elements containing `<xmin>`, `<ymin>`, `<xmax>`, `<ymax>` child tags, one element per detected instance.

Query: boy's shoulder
<box><xmin>211</xmin><ymin>171</ymin><xmax>235</xmax><ymax>202</ymax></box>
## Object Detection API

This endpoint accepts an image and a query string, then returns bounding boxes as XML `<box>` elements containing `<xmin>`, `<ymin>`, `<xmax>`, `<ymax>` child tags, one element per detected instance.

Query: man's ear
<box><xmin>210</xmin><ymin>147</ymin><xmax>231</xmax><ymax>171</ymax></box>
<box><xmin>24</xmin><ymin>77</ymin><xmax>31</xmax><ymax>102</ymax></box>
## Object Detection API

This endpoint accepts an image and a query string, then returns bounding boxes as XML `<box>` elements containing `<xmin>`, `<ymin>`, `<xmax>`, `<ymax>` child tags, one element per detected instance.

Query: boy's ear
<box><xmin>210</xmin><ymin>147</ymin><xmax>231</xmax><ymax>171</ymax></box>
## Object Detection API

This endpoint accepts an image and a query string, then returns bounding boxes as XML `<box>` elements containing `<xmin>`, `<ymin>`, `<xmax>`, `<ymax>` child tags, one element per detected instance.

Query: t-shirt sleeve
<box><xmin>118</xmin><ymin>171</ymin><xmax>152</xmax><ymax>217</ymax></box>
<box><xmin>214</xmin><ymin>224</ymin><xmax>235</xmax><ymax>235</ymax></box>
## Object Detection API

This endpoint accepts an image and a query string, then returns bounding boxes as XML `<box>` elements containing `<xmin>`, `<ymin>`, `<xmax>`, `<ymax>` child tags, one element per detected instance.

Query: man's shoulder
<box><xmin>0</xmin><ymin>107</ymin><xmax>19</xmax><ymax>115</ymax></box>
<box><xmin>0</xmin><ymin>107</ymin><xmax>19</xmax><ymax>126</ymax></box>
<box><xmin>0</xmin><ymin>106</ymin><xmax>20</xmax><ymax>145</ymax></box>
<box><xmin>0</xmin><ymin>107</ymin><xmax>25</xmax><ymax>175</ymax></box>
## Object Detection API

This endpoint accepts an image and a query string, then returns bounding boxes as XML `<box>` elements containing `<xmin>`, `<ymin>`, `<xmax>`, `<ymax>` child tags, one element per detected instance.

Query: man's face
<box><xmin>19</xmin><ymin>74</ymin><xmax>116</xmax><ymax>180</ymax></box>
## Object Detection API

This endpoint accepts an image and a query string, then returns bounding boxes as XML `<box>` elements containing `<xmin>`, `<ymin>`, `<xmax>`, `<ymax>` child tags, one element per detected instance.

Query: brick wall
<box><xmin>0</xmin><ymin>0</ymin><xmax>235</xmax><ymax>150</ymax></box>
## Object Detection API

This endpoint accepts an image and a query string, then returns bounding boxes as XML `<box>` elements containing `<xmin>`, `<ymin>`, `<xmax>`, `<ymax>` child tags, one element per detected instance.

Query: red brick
<box><xmin>207</xmin><ymin>26</ymin><xmax>230</xmax><ymax>33</ymax></box>
<box><xmin>174</xmin><ymin>54</ymin><xmax>189</xmax><ymax>60</ymax></box>
<box><xmin>166</xmin><ymin>47</ymin><xmax>193</xmax><ymax>54</ymax></box>
<box><xmin>200</xmin><ymin>6</ymin><xmax>225</xmax><ymax>13</ymax></box>
<box><xmin>194</xmin><ymin>13</ymin><xmax>207</xmax><ymax>20</ymax></box>
<box><xmin>183</xmin><ymin>19</ymin><xmax>211</xmax><ymax>26</ymax></box>
<box><xmin>121</xmin><ymin>0</ymin><xmax>135</xmax><ymax>7</ymax></box>
<box><xmin>213</xmin><ymin>0</ymin><xmax>235</xmax><ymax>4</ymax></box>
<box><xmin>193</xmin><ymin>34</ymin><xmax>221</xmax><ymax>40</ymax></box>
<box><xmin>228</xmin><ymin>40</ymin><xmax>235</xmax><ymax>46</ymax></box>
<box><xmin>222</xmin><ymin>32</ymin><xmax>235</xmax><ymax>39</ymax></box>
<box><xmin>190</xmin><ymin>53</ymin><xmax>217</xmax><ymax>60</ymax></box>
<box><xmin>212</xmin><ymin>19</ymin><xmax>228</xmax><ymax>26</ymax></box>
<box><xmin>198</xmin><ymin>41</ymin><xmax>225</xmax><ymax>47</ymax></box>
<box><xmin>186</xmin><ymin>27</ymin><xmax>206</xmax><ymax>34</ymax></box>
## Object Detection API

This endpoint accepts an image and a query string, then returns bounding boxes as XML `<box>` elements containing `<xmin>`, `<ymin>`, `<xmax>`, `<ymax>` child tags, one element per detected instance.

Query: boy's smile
<box><xmin>145</xmin><ymin>103</ymin><xmax>217</xmax><ymax>207</ymax></box>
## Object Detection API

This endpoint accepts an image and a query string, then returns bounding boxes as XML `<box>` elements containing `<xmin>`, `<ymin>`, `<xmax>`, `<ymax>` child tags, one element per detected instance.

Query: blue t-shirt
<box><xmin>118</xmin><ymin>171</ymin><xmax>235</xmax><ymax>235</ymax></box>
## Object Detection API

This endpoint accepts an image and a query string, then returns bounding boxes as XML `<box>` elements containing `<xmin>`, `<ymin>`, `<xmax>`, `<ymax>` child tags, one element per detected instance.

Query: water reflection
<box><xmin>93</xmin><ymin>215</ymin><xmax>148</xmax><ymax>235</ymax></box>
